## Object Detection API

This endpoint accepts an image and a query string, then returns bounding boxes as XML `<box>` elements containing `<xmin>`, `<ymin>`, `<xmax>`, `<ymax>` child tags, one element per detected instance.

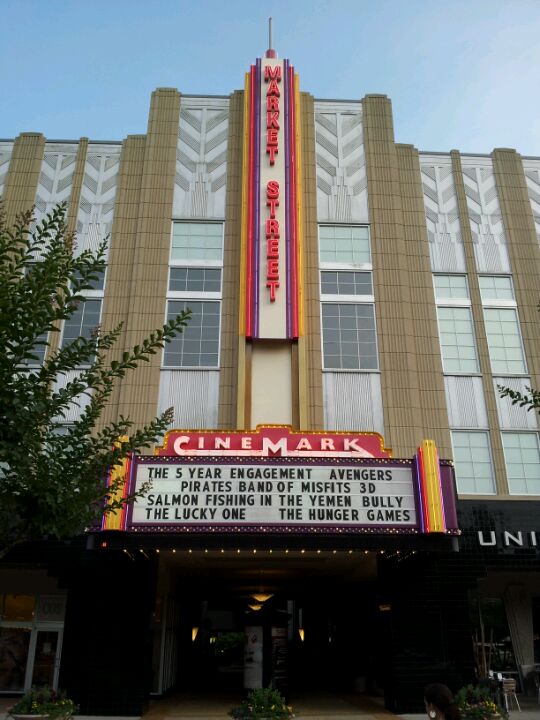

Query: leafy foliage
<box><xmin>455</xmin><ymin>684</ymin><xmax>507</xmax><ymax>720</ymax></box>
<box><xmin>0</xmin><ymin>204</ymin><xmax>190</xmax><ymax>555</ymax></box>
<box><xmin>8</xmin><ymin>686</ymin><xmax>77</xmax><ymax>718</ymax></box>
<box><xmin>498</xmin><ymin>385</ymin><xmax>540</xmax><ymax>412</ymax></box>
<box><xmin>498</xmin><ymin>303</ymin><xmax>540</xmax><ymax>416</ymax></box>
<box><xmin>229</xmin><ymin>687</ymin><xmax>293</xmax><ymax>719</ymax></box>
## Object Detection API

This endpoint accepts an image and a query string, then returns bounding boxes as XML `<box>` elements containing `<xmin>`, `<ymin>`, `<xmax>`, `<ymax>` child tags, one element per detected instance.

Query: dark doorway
<box><xmin>151</xmin><ymin>549</ymin><xmax>381</xmax><ymax>697</ymax></box>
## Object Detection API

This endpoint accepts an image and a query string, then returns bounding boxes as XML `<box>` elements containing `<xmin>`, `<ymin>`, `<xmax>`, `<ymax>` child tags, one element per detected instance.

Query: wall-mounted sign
<box><xmin>476</xmin><ymin>530</ymin><xmax>539</xmax><ymax>548</ymax></box>
<box><xmin>156</xmin><ymin>425</ymin><xmax>391</xmax><ymax>459</ymax></box>
<box><xmin>102</xmin><ymin>434</ymin><xmax>458</xmax><ymax>535</ymax></box>
<box><xmin>241</xmin><ymin>56</ymin><xmax>301</xmax><ymax>340</ymax></box>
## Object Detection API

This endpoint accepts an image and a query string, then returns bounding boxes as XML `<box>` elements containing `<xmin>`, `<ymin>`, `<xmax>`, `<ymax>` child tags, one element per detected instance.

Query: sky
<box><xmin>2</xmin><ymin>0</ymin><xmax>540</xmax><ymax>155</ymax></box>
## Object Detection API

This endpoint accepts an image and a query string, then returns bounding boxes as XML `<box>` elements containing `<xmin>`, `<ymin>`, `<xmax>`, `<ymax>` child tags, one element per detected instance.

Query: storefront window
<box><xmin>1</xmin><ymin>595</ymin><xmax>35</xmax><ymax>622</ymax></box>
<box><xmin>469</xmin><ymin>596</ymin><xmax>516</xmax><ymax>675</ymax></box>
<box><xmin>0</xmin><ymin>627</ymin><xmax>31</xmax><ymax>691</ymax></box>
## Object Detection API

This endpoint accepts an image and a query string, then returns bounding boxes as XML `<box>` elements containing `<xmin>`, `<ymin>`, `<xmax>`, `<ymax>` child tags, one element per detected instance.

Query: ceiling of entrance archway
<box><xmin>158</xmin><ymin>550</ymin><xmax>378</xmax><ymax>597</ymax></box>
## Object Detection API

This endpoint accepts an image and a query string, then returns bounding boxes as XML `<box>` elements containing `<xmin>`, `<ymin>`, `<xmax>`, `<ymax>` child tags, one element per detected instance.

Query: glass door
<box><xmin>0</xmin><ymin>627</ymin><xmax>32</xmax><ymax>691</ymax></box>
<box><xmin>30</xmin><ymin>629</ymin><xmax>62</xmax><ymax>688</ymax></box>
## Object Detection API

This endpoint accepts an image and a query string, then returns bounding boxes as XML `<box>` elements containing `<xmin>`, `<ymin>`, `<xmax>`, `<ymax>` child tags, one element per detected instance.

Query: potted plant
<box><xmin>455</xmin><ymin>684</ymin><xmax>508</xmax><ymax>720</ymax></box>
<box><xmin>229</xmin><ymin>687</ymin><xmax>294</xmax><ymax>719</ymax></box>
<box><xmin>8</xmin><ymin>687</ymin><xmax>77</xmax><ymax>720</ymax></box>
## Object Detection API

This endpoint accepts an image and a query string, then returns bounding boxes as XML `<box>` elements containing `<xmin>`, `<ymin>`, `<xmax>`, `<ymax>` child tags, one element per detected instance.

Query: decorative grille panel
<box><xmin>173</xmin><ymin>97</ymin><xmax>229</xmax><ymax>219</ymax></box>
<box><xmin>494</xmin><ymin>377</ymin><xmax>539</xmax><ymax>430</ymax></box>
<box><xmin>158</xmin><ymin>370</ymin><xmax>219</xmax><ymax>428</ymax></box>
<box><xmin>522</xmin><ymin>159</ymin><xmax>540</xmax><ymax>248</ymax></box>
<box><xmin>444</xmin><ymin>376</ymin><xmax>488</xmax><ymax>428</ymax></box>
<box><xmin>75</xmin><ymin>144</ymin><xmax>121</xmax><ymax>258</ymax></box>
<box><xmin>315</xmin><ymin>101</ymin><xmax>367</xmax><ymax>223</ymax></box>
<box><xmin>420</xmin><ymin>156</ymin><xmax>466</xmax><ymax>272</ymax></box>
<box><xmin>461</xmin><ymin>158</ymin><xmax>510</xmax><ymax>273</ymax></box>
<box><xmin>0</xmin><ymin>141</ymin><xmax>13</xmax><ymax>199</ymax></box>
<box><xmin>323</xmin><ymin>372</ymin><xmax>383</xmax><ymax>433</ymax></box>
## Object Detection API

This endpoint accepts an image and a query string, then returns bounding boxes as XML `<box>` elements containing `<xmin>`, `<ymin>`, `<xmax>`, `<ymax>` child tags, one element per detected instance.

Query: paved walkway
<box><xmin>0</xmin><ymin>692</ymin><xmax>537</xmax><ymax>720</ymax></box>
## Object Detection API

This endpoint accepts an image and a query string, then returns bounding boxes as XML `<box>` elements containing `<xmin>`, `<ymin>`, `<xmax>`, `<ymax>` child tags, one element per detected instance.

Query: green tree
<box><xmin>499</xmin><ymin>382</ymin><xmax>540</xmax><ymax>415</ymax></box>
<box><xmin>0</xmin><ymin>203</ymin><xmax>190</xmax><ymax>556</ymax></box>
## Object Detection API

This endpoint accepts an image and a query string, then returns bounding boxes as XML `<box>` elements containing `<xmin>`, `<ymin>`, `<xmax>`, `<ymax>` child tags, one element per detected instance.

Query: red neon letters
<box><xmin>266</xmin><ymin>180</ymin><xmax>280</xmax><ymax>301</ymax></box>
<box><xmin>264</xmin><ymin>65</ymin><xmax>282</xmax><ymax>302</ymax></box>
<box><xmin>264</xmin><ymin>65</ymin><xmax>281</xmax><ymax>165</ymax></box>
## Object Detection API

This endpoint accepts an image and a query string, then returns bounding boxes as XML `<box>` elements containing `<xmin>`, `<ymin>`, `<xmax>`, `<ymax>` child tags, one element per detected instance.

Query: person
<box><xmin>424</xmin><ymin>683</ymin><xmax>461</xmax><ymax>720</ymax></box>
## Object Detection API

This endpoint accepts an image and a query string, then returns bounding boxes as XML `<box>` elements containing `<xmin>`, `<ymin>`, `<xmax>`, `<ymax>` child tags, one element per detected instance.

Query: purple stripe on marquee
<box><xmin>125</xmin><ymin>457</ymin><xmax>137</xmax><ymax>529</ymax></box>
<box><xmin>440</xmin><ymin>463</ymin><xmax>458</xmax><ymax>530</ymax></box>
<box><xmin>254</xmin><ymin>58</ymin><xmax>261</xmax><ymax>337</ymax></box>
<box><xmin>283</xmin><ymin>59</ymin><xmax>291</xmax><ymax>337</ymax></box>
<box><xmin>412</xmin><ymin>455</ymin><xmax>425</xmax><ymax>533</ymax></box>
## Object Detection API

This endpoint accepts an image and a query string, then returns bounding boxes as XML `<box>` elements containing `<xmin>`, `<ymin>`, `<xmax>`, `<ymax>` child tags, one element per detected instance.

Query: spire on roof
<box><xmin>265</xmin><ymin>17</ymin><xmax>277</xmax><ymax>58</ymax></box>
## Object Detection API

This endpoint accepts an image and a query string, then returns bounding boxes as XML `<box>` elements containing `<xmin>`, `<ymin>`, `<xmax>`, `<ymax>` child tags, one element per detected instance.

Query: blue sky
<box><xmin>2</xmin><ymin>0</ymin><xmax>540</xmax><ymax>155</ymax></box>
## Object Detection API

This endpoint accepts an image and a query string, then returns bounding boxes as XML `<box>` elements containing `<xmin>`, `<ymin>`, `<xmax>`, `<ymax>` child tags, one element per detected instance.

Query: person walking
<box><xmin>424</xmin><ymin>683</ymin><xmax>461</xmax><ymax>720</ymax></box>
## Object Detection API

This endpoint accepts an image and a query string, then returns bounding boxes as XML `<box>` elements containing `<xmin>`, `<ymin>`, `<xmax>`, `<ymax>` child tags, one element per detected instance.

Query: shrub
<box><xmin>229</xmin><ymin>687</ymin><xmax>293</xmax><ymax>719</ymax></box>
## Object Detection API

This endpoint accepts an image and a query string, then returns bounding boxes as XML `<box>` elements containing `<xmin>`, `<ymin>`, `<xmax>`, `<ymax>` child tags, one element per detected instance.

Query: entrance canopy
<box><xmin>100</xmin><ymin>427</ymin><xmax>459</xmax><ymax>549</ymax></box>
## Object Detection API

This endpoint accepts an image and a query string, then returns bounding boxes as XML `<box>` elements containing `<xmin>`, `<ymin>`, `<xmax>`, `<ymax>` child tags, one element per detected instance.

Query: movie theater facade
<box><xmin>1</xmin><ymin>50</ymin><xmax>540</xmax><ymax>714</ymax></box>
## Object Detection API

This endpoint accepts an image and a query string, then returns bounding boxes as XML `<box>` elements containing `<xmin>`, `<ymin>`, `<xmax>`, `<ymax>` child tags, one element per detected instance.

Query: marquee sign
<box><xmin>102</xmin><ymin>431</ymin><xmax>459</xmax><ymax>536</ymax></box>
<box><xmin>240</xmin><ymin>53</ymin><xmax>302</xmax><ymax>340</ymax></box>
<box><xmin>155</xmin><ymin>425</ymin><xmax>391</xmax><ymax>459</ymax></box>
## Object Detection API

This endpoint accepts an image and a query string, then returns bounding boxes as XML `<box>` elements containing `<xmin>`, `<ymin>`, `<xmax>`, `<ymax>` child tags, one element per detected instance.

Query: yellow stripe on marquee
<box><xmin>421</xmin><ymin>439</ymin><xmax>445</xmax><ymax>533</ymax></box>
<box><xmin>294</xmin><ymin>74</ymin><xmax>305</xmax><ymax>337</ymax></box>
<box><xmin>102</xmin><ymin>436</ymin><xmax>130</xmax><ymax>531</ymax></box>
<box><xmin>238</xmin><ymin>72</ymin><xmax>250</xmax><ymax>336</ymax></box>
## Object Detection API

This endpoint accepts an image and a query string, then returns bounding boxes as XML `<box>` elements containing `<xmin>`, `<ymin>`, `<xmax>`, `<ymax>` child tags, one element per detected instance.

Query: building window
<box><xmin>61</xmin><ymin>299</ymin><xmax>102</xmax><ymax>347</ymax></box>
<box><xmin>169</xmin><ymin>267</ymin><xmax>221</xmax><ymax>293</ymax></box>
<box><xmin>165</xmin><ymin>222</ymin><xmax>223</xmax><ymax>368</ymax></box>
<box><xmin>319</xmin><ymin>228</ymin><xmax>377</xmax><ymax>371</ymax></box>
<box><xmin>478</xmin><ymin>275</ymin><xmax>526</xmax><ymax>375</ymax></box>
<box><xmin>433</xmin><ymin>274</ymin><xmax>469</xmax><ymax>300</ymax></box>
<box><xmin>171</xmin><ymin>222</ymin><xmax>223</xmax><ymax>262</ymax></box>
<box><xmin>478</xmin><ymin>275</ymin><xmax>514</xmax><ymax>302</ymax></box>
<box><xmin>483</xmin><ymin>307</ymin><xmax>526</xmax><ymax>375</ymax></box>
<box><xmin>319</xmin><ymin>225</ymin><xmax>370</xmax><ymax>265</ymax></box>
<box><xmin>163</xmin><ymin>300</ymin><xmax>220</xmax><ymax>368</ymax></box>
<box><xmin>321</xmin><ymin>270</ymin><xmax>372</xmax><ymax>296</ymax></box>
<box><xmin>437</xmin><ymin>306</ymin><xmax>479</xmax><ymax>373</ymax></box>
<box><xmin>61</xmin><ymin>268</ymin><xmax>106</xmax><ymax>358</ymax></box>
<box><xmin>501</xmin><ymin>432</ymin><xmax>540</xmax><ymax>495</ymax></box>
<box><xmin>321</xmin><ymin>304</ymin><xmax>377</xmax><ymax>370</ymax></box>
<box><xmin>451</xmin><ymin>431</ymin><xmax>496</xmax><ymax>494</ymax></box>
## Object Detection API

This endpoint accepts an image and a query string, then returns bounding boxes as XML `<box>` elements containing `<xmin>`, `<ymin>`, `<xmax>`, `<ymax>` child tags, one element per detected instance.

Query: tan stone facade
<box><xmin>3</xmin><ymin>79</ymin><xmax>540</xmax><ymax>498</ymax></box>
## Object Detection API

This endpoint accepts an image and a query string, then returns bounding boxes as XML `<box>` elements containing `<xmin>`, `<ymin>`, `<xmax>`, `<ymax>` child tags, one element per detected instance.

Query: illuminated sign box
<box><xmin>104</xmin><ymin>429</ymin><xmax>459</xmax><ymax>535</ymax></box>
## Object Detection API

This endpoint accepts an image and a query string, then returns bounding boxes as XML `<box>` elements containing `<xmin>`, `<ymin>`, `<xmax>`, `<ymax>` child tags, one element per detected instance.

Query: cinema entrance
<box><xmin>150</xmin><ymin>547</ymin><xmax>383</xmax><ymax>696</ymax></box>
<box><xmin>72</xmin><ymin>427</ymin><xmax>464</xmax><ymax>714</ymax></box>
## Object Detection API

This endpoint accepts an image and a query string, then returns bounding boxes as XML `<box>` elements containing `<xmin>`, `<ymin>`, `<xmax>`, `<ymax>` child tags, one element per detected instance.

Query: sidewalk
<box><xmin>0</xmin><ymin>693</ymin><xmax>537</xmax><ymax>720</ymax></box>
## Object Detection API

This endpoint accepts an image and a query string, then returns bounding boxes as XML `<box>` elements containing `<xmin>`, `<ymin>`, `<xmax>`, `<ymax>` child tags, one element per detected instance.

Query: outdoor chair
<box><xmin>501</xmin><ymin>677</ymin><xmax>521</xmax><ymax>712</ymax></box>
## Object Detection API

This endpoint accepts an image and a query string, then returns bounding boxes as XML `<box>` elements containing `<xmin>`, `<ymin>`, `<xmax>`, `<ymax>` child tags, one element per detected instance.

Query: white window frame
<box><xmin>479</xmin><ymin>274</ymin><xmax>527</xmax><ymax>376</ymax></box>
<box><xmin>170</xmin><ymin>221</ymin><xmax>224</xmax><ymax>267</ymax></box>
<box><xmin>163</xmin><ymin>299</ymin><xmax>221</xmax><ymax>370</ymax></box>
<box><xmin>451</xmin><ymin>430</ymin><xmax>497</xmax><ymax>495</ymax></box>
<box><xmin>433</xmin><ymin>273</ymin><xmax>470</xmax><ymax>303</ymax></box>
<box><xmin>319</xmin><ymin>225</ymin><xmax>378</xmax><ymax>373</ymax></box>
<box><xmin>436</xmin><ymin>305</ymin><xmax>481</xmax><ymax>375</ymax></box>
<box><xmin>501</xmin><ymin>431</ymin><xmax>540</xmax><ymax>496</ymax></box>
<box><xmin>59</xmin><ymin>297</ymin><xmax>103</xmax><ymax>352</ymax></box>
<box><xmin>318</xmin><ymin>223</ymin><xmax>372</xmax><ymax>271</ymax></box>
<box><xmin>164</xmin><ymin>221</ymin><xmax>224</xmax><ymax>370</ymax></box>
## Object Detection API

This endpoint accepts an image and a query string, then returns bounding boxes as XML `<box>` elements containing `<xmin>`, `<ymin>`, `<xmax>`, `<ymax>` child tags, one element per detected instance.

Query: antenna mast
<box><xmin>266</xmin><ymin>17</ymin><xmax>277</xmax><ymax>58</ymax></box>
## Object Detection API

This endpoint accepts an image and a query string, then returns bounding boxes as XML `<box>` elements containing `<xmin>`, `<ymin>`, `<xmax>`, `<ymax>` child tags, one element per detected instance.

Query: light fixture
<box><xmin>248</xmin><ymin>603</ymin><xmax>263</xmax><ymax>611</ymax></box>
<box><xmin>251</xmin><ymin>572</ymin><xmax>273</xmax><ymax>604</ymax></box>
<box><xmin>298</xmin><ymin>628</ymin><xmax>305</xmax><ymax>642</ymax></box>
<box><xmin>251</xmin><ymin>593</ymin><xmax>273</xmax><ymax>603</ymax></box>
<box><xmin>191</xmin><ymin>626</ymin><xmax>199</xmax><ymax>641</ymax></box>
